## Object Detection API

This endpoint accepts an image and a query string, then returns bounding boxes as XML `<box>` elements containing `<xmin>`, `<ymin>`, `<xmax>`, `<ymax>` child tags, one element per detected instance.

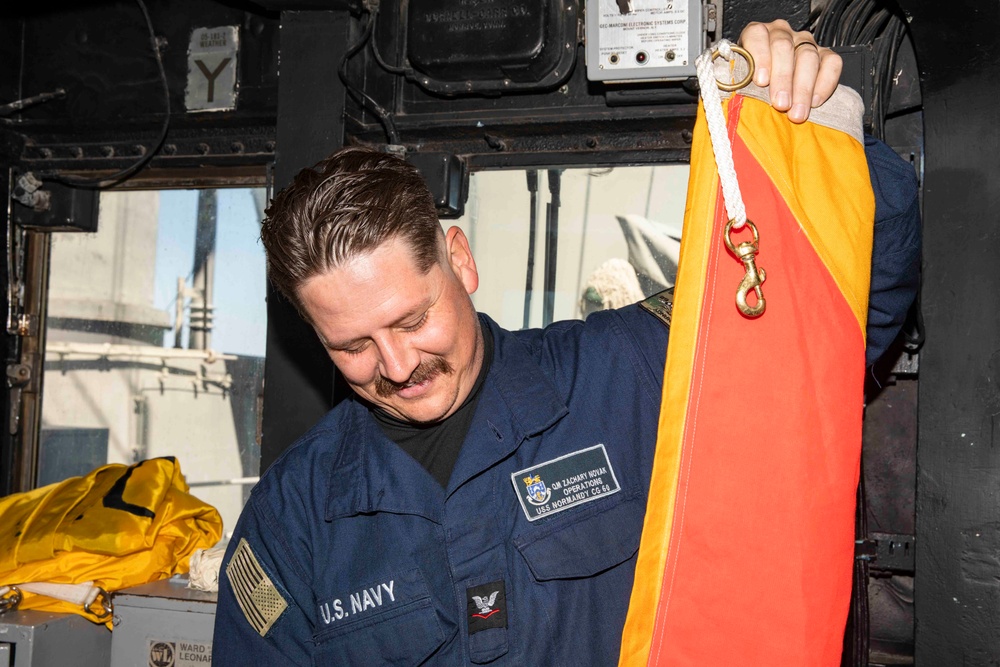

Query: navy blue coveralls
<box><xmin>212</xmin><ymin>137</ymin><xmax>921</xmax><ymax>665</ymax></box>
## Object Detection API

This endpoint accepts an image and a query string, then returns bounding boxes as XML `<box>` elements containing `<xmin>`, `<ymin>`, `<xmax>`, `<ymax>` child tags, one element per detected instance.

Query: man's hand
<box><xmin>739</xmin><ymin>19</ymin><xmax>842</xmax><ymax>123</ymax></box>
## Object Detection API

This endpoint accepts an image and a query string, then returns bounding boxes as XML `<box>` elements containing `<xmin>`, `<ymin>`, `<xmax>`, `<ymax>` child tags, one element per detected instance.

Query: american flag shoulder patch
<box><xmin>226</xmin><ymin>538</ymin><xmax>288</xmax><ymax>636</ymax></box>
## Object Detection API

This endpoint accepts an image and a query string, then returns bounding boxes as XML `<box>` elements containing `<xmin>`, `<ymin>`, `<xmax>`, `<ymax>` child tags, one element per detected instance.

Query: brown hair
<box><xmin>260</xmin><ymin>146</ymin><xmax>442</xmax><ymax>310</ymax></box>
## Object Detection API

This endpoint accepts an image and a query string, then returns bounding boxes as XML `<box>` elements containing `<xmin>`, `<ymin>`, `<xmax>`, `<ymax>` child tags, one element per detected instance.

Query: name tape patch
<box><xmin>226</xmin><ymin>538</ymin><xmax>288</xmax><ymax>637</ymax></box>
<box><xmin>511</xmin><ymin>444</ymin><xmax>620</xmax><ymax>522</ymax></box>
<box><xmin>317</xmin><ymin>579</ymin><xmax>396</xmax><ymax>626</ymax></box>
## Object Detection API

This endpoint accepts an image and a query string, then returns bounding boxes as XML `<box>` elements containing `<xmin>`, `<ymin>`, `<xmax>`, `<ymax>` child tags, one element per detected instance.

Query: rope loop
<box><xmin>694</xmin><ymin>39</ymin><xmax>754</xmax><ymax>229</ymax></box>
<box><xmin>695</xmin><ymin>40</ymin><xmax>767</xmax><ymax>317</ymax></box>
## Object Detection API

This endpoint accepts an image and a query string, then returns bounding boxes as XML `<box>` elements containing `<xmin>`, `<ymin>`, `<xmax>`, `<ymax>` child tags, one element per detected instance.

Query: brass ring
<box><xmin>794</xmin><ymin>41</ymin><xmax>819</xmax><ymax>54</ymax></box>
<box><xmin>710</xmin><ymin>44</ymin><xmax>755</xmax><ymax>92</ymax></box>
<box><xmin>723</xmin><ymin>218</ymin><xmax>759</xmax><ymax>255</ymax></box>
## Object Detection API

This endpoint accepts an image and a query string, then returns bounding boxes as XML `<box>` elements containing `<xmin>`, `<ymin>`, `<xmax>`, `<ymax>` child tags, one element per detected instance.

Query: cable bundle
<box><xmin>808</xmin><ymin>0</ymin><xmax>908</xmax><ymax>139</ymax></box>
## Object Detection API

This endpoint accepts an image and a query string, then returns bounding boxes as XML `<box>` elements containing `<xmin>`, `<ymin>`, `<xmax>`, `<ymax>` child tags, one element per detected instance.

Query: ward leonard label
<box><xmin>512</xmin><ymin>444</ymin><xmax>621</xmax><ymax>522</ymax></box>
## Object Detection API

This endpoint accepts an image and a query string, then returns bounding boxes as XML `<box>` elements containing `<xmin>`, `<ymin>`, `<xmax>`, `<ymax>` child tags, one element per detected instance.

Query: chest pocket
<box><xmin>311</xmin><ymin>568</ymin><xmax>448</xmax><ymax>666</ymax></box>
<box><xmin>513</xmin><ymin>493</ymin><xmax>646</xmax><ymax>580</ymax></box>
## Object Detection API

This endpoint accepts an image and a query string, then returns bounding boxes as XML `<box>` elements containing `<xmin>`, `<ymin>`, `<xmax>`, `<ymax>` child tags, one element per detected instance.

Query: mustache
<box><xmin>374</xmin><ymin>356</ymin><xmax>453</xmax><ymax>398</ymax></box>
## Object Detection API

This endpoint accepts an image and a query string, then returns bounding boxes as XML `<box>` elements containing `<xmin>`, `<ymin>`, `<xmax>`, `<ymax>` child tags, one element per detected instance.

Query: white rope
<box><xmin>694</xmin><ymin>39</ymin><xmax>747</xmax><ymax>229</ymax></box>
<box><xmin>18</xmin><ymin>581</ymin><xmax>101</xmax><ymax>607</ymax></box>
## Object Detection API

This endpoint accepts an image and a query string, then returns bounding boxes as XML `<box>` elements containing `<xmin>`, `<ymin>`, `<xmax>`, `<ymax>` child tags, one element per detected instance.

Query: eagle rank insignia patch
<box><xmin>467</xmin><ymin>580</ymin><xmax>507</xmax><ymax>634</ymax></box>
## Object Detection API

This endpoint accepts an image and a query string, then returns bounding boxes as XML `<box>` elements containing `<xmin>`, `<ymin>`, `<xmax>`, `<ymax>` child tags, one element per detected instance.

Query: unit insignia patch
<box><xmin>639</xmin><ymin>287</ymin><xmax>675</xmax><ymax>327</ymax></box>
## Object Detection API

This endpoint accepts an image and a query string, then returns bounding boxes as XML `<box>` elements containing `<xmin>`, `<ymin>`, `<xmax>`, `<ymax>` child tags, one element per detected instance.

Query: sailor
<box><xmin>212</xmin><ymin>20</ymin><xmax>920</xmax><ymax>664</ymax></box>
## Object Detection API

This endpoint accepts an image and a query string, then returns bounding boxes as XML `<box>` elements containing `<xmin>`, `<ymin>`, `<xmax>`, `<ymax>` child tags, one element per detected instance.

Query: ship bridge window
<box><xmin>36</xmin><ymin>165</ymin><xmax>689</xmax><ymax>536</ymax></box>
<box><xmin>40</xmin><ymin>188</ymin><xmax>266</xmax><ymax>538</ymax></box>
<box><xmin>450</xmin><ymin>164</ymin><xmax>690</xmax><ymax>330</ymax></box>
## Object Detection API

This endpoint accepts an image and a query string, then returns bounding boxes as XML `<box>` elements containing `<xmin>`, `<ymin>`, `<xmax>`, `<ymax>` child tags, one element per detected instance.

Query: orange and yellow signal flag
<box><xmin>619</xmin><ymin>62</ymin><xmax>874</xmax><ymax>665</ymax></box>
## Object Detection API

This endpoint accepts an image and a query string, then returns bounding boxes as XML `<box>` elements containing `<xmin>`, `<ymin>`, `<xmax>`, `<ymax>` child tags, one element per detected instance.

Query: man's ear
<box><xmin>444</xmin><ymin>226</ymin><xmax>479</xmax><ymax>295</ymax></box>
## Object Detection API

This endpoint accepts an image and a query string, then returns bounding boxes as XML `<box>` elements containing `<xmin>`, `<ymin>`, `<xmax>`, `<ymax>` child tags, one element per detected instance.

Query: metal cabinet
<box><xmin>0</xmin><ymin>610</ymin><xmax>110</xmax><ymax>667</ymax></box>
<box><xmin>110</xmin><ymin>577</ymin><xmax>216</xmax><ymax>667</ymax></box>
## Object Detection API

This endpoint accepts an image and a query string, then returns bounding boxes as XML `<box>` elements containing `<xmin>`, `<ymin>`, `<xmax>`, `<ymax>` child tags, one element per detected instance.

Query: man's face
<box><xmin>297</xmin><ymin>228</ymin><xmax>483</xmax><ymax>424</ymax></box>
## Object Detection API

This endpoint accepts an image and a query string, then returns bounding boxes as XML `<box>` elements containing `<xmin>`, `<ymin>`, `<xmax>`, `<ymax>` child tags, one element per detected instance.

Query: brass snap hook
<box><xmin>710</xmin><ymin>44</ymin><xmax>755</xmax><ymax>92</ymax></box>
<box><xmin>0</xmin><ymin>586</ymin><xmax>22</xmax><ymax>614</ymax></box>
<box><xmin>86</xmin><ymin>587</ymin><xmax>113</xmax><ymax>620</ymax></box>
<box><xmin>724</xmin><ymin>219</ymin><xmax>767</xmax><ymax>317</ymax></box>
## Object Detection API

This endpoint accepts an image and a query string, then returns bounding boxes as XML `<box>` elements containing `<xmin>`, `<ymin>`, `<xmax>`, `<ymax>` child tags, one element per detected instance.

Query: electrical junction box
<box><xmin>586</xmin><ymin>0</ymin><xmax>706</xmax><ymax>83</ymax></box>
<box><xmin>0</xmin><ymin>609</ymin><xmax>111</xmax><ymax>667</ymax></box>
<box><xmin>407</xmin><ymin>0</ymin><xmax>577</xmax><ymax>95</ymax></box>
<box><xmin>110</xmin><ymin>576</ymin><xmax>216</xmax><ymax>667</ymax></box>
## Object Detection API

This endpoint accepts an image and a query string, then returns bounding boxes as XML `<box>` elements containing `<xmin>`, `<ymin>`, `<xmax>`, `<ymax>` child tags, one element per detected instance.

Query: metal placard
<box><xmin>186</xmin><ymin>26</ymin><xmax>239</xmax><ymax>112</ymax></box>
<box><xmin>148</xmin><ymin>639</ymin><xmax>213</xmax><ymax>666</ymax></box>
<box><xmin>586</xmin><ymin>0</ymin><xmax>702</xmax><ymax>82</ymax></box>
